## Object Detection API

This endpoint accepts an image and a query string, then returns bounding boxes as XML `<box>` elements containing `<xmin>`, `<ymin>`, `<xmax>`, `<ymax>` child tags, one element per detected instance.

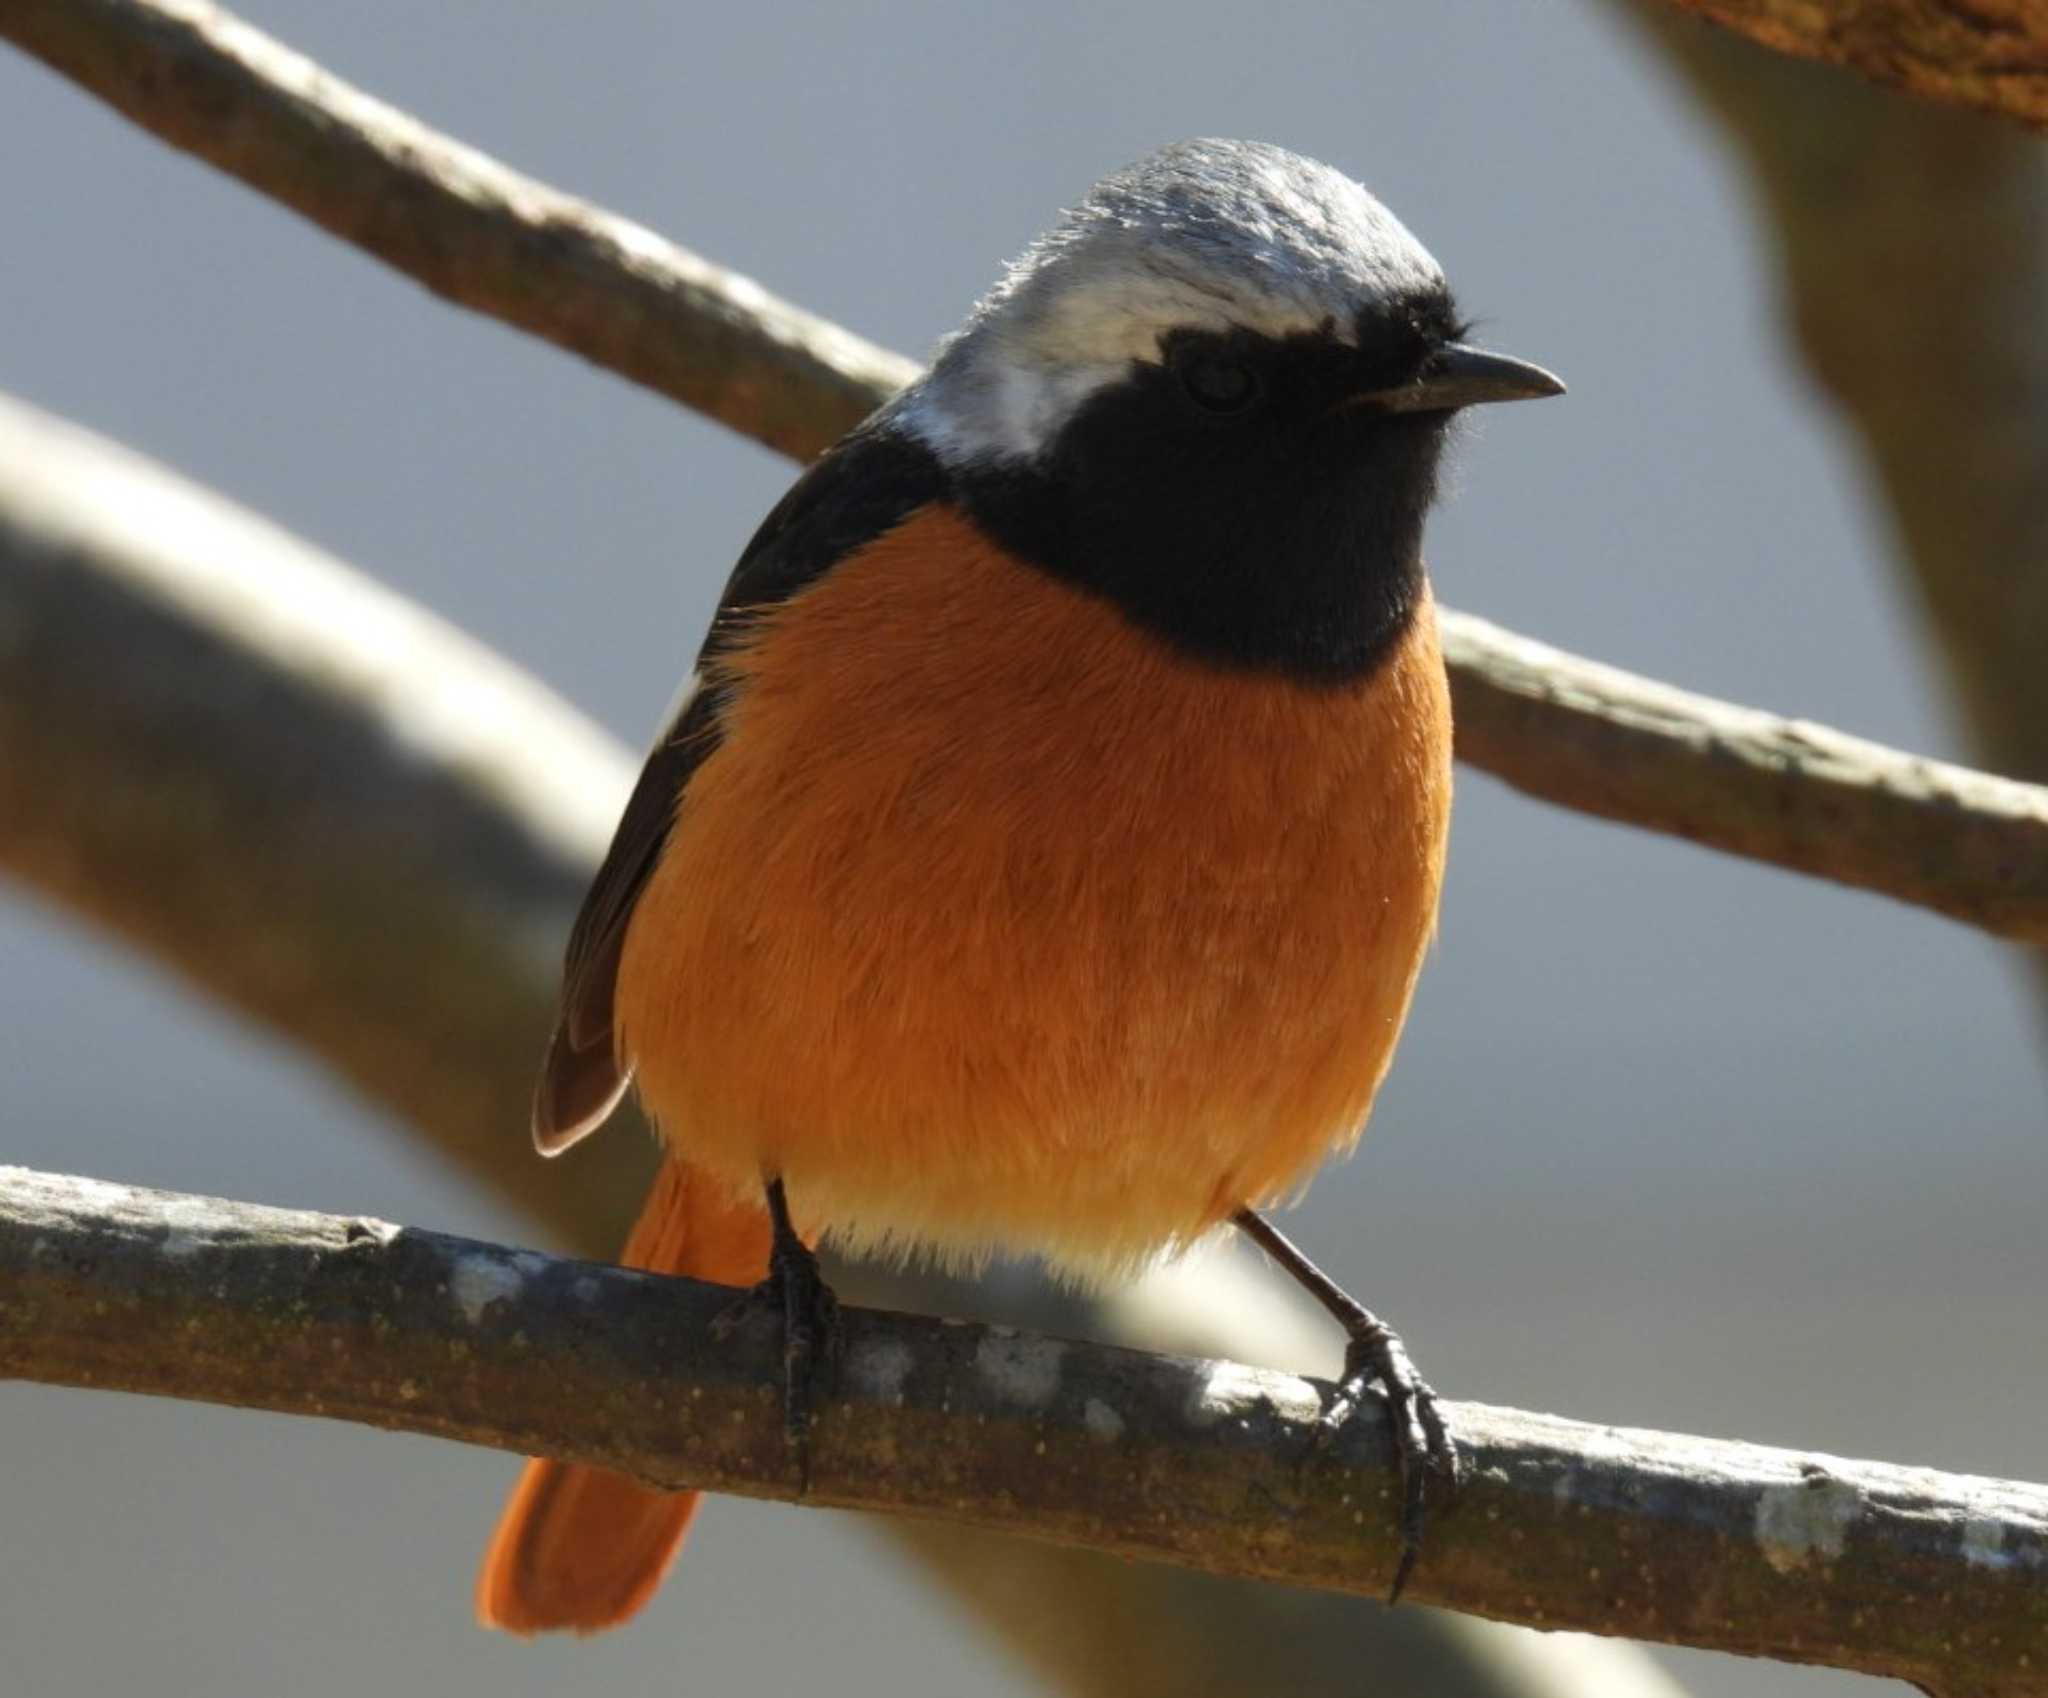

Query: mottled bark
<box><xmin>4</xmin><ymin>1166</ymin><xmax>2043</xmax><ymax>1696</ymax></box>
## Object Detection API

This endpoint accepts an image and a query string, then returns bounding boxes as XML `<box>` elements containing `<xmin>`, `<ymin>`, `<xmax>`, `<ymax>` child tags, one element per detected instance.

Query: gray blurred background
<box><xmin>2</xmin><ymin>4</ymin><xmax>2042</xmax><ymax>1696</ymax></box>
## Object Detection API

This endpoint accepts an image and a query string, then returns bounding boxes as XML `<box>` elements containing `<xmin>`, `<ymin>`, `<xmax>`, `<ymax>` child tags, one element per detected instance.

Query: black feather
<box><xmin>533</xmin><ymin>415</ymin><xmax>948</xmax><ymax>1150</ymax></box>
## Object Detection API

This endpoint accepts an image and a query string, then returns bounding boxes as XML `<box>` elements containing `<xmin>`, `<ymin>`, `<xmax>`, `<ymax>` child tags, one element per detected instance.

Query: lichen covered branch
<box><xmin>3</xmin><ymin>1165</ymin><xmax>2043</xmax><ymax>1694</ymax></box>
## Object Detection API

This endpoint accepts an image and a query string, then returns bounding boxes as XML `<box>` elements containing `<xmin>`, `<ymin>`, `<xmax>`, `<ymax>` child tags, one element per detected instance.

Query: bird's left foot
<box><xmin>1233</xmin><ymin>1207</ymin><xmax>1458</xmax><ymax>1603</ymax></box>
<box><xmin>1315</xmin><ymin>1306</ymin><xmax>1459</xmax><ymax>1603</ymax></box>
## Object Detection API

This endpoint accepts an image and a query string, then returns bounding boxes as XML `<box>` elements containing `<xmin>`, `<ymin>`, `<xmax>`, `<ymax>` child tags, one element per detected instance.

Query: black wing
<box><xmin>533</xmin><ymin>413</ymin><xmax>948</xmax><ymax>1153</ymax></box>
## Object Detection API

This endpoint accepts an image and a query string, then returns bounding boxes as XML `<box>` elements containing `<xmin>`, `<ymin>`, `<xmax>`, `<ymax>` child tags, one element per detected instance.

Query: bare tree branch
<box><xmin>0</xmin><ymin>0</ymin><xmax>916</xmax><ymax>462</ymax></box>
<box><xmin>4</xmin><ymin>1164</ymin><xmax>2043</xmax><ymax>1697</ymax></box>
<box><xmin>1446</xmin><ymin>615</ymin><xmax>2048</xmax><ymax>945</ymax></box>
<box><xmin>0</xmin><ymin>394</ymin><xmax>664</xmax><ymax>1255</ymax></box>
<box><xmin>1652</xmin><ymin>0</ymin><xmax>2048</xmax><ymax>130</ymax></box>
<box><xmin>1620</xmin><ymin>1</ymin><xmax>2048</xmax><ymax>1015</ymax></box>
<box><xmin>1628</xmin><ymin>6</ymin><xmax>2048</xmax><ymax>791</ymax></box>
<box><xmin>875</xmin><ymin>1250</ymin><xmax>1698</xmax><ymax>1698</ymax></box>
<box><xmin>6</xmin><ymin>2</ymin><xmax>2047</xmax><ymax>948</ymax></box>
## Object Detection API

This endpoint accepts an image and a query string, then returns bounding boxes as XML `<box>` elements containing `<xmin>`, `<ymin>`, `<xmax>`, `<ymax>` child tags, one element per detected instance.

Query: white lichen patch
<box><xmin>157</xmin><ymin>1193</ymin><xmax>241</xmax><ymax>1259</ymax></box>
<box><xmin>1755</xmin><ymin>1474</ymin><xmax>1865</xmax><ymax>1574</ymax></box>
<box><xmin>1961</xmin><ymin>1515</ymin><xmax>2010</xmax><ymax>1570</ymax></box>
<box><xmin>1082</xmin><ymin>1398</ymin><xmax>1126</xmax><ymax>1444</ymax></box>
<box><xmin>53</xmin><ymin>1173</ymin><xmax>142</xmax><ymax>1213</ymax></box>
<box><xmin>850</xmin><ymin>1337</ymin><xmax>916</xmax><ymax>1406</ymax></box>
<box><xmin>448</xmin><ymin>1252</ymin><xmax>544</xmax><ymax>1325</ymax></box>
<box><xmin>1546</xmin><ymin>1426</ymin><xmax>1639</xmax><ymax>1508</ymax></box>
<box><xmin>974</xmin><ymin>1330</ymin><xmax>1066</xmax><ymax>1409</ymax></box>
<box><xmin>1187</xmin><ymin>1360</ymin><xmax>1320</xmax><ymax>1430</ymax></box>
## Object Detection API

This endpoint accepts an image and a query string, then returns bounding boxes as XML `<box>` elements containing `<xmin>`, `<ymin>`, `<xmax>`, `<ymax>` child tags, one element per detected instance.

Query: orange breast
<box><xmin>615</xmin><ymin>505</ymin><xmax>1451</xmax><ymax>1276</ymax></box>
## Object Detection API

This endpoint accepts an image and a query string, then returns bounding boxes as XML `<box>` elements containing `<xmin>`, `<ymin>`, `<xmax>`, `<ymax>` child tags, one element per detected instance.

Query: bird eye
<box><xmin>1175</xmin><ymin>350</ymin><xmax>1262</xmax><ymax>416</ymax></box>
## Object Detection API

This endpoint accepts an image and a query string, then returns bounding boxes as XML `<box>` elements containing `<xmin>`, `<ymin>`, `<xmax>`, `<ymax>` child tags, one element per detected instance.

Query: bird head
<box><xmin>898</xmin><ymin>140</ymin><xmax>1562</xmax><ymax>681</ymax></box>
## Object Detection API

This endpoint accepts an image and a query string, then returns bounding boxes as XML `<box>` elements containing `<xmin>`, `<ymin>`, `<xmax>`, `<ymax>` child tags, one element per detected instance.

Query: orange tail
<box><xmin>475</xmin><ymin>1157</ymin><xmax>773</xmax><ymax>1634</ymax></box>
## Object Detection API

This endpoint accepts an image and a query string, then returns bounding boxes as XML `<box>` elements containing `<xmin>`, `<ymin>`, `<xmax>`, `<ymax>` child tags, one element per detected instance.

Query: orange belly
<box><xmin>615</xmin><ymin>505</ymin><xmax>1451</xmax><ymax>1276</ymax></box>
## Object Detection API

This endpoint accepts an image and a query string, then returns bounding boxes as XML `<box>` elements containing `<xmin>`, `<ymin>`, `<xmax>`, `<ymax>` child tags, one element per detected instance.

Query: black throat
<box><xmin>949</xmin><ymin>322</ymin><xmax>1455</xmax><ymax>686</ymax></box>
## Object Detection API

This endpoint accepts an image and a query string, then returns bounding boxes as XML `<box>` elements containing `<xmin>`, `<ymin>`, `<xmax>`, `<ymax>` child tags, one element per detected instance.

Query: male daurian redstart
<box><xmin>477</xmin><ymin>138</ymin><xmax>1561</xmax><ymax>1633</ymax></box>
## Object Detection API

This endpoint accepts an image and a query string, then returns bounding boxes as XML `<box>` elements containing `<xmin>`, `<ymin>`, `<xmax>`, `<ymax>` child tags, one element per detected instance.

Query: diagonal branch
<box><xmin>3</xmin><ymin>1164</ymin><xmax>2043</xmax><ymax>1697</ymax></box>
<box><xmin>1621</xmin><ymin>0</ymin><xmax>2048</xmax><ymax>1030</ymax></box>
<box><xmin>1445</xmin><ymin>614</ymin><xmax>2048</xmax><ymax>944</ymax></box>
<box><xmin>0</xmin><ymin>0</ymin><xmax>916</xmax><ymax>463</ymax></box>
<box><xmin>1654</xmin><ymin>0</ymin><xmax>2048</xmax><ymax>131</ymax></box>
<box><xmin>0</xmin><ymin>392</ymin><xmax>660</xmax><ymax>1254</ymax></box>
<box><xmin>3</xmin><ymin>4</ymin><xmax>2048</xmax><ymax>935</ymax></box>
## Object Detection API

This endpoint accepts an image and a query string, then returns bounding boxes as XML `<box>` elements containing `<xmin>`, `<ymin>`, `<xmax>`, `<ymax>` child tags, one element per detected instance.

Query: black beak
<box><xmin>1358</xmin><ymin>343</ymin><xmax>1565</xmax><ymax>415</ymax></box>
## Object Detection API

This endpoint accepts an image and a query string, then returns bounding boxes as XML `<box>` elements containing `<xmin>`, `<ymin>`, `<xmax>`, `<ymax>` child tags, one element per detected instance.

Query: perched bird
<box><xmin>478</xmin><ymin>137</ymin><xmax>1560</xmax><ymax>1633</ymax></box>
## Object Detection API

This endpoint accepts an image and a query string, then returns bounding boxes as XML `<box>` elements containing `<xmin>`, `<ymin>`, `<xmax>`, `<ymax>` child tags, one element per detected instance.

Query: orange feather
<box><xmin>617</xmin><ymin>504</ymin><xmax>1451</xmax><ymax>1278</ymax></box>
<box><xmin>474</xmin><ymin>1156</ymin><xmax>774</xmax><ymax>1634</ymax></box>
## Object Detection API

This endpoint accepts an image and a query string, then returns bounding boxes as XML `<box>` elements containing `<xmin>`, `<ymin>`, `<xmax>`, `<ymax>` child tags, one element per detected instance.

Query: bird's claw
<box><xmin>1314</xmin><ymin>1318</ymin><xmax>1459</xmax><ymax>1604</ymax></box>
<box><xmin>714</xmin><ymin>1231</ymin><xmax>839</xmax><ymax>1491</ymax></box>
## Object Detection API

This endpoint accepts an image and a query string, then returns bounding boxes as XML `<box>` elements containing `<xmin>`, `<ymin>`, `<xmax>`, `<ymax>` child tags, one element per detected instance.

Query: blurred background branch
<box><xmin>0</xmin><ymin>0</ymin><xmax>908</xmax><ymax>458</ymax></box>
<box><xmin>0</xmin><ymin>1</ymin><xmax>914</xmax><ymax>461</ymax></box>
<box><xmin>8</xmin><ymin>1162</ymin><xmax>2044</xmax><ymax>1698</ymax></box>
<box><xmin>1655</xmin><ymin>0</ymin><xmax>2048</xmax><ymax>128</ymax></box>
<box><xmin>1623</xmin><ymin>1</ymin><xmax>2048</xmax><ymax>1020</ymax></box>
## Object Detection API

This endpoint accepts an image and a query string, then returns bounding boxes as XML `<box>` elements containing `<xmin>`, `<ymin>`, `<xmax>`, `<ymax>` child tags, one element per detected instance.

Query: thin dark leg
<box><xmin>718</xmin><ymin>1176</ymin><xmax>838</xmax><ymax>1490</ymax></box>
<box><xmin>1233</xmin><ymin>1207</ymin><xmax>1457</xmax><ymax>1603</ymax></box>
